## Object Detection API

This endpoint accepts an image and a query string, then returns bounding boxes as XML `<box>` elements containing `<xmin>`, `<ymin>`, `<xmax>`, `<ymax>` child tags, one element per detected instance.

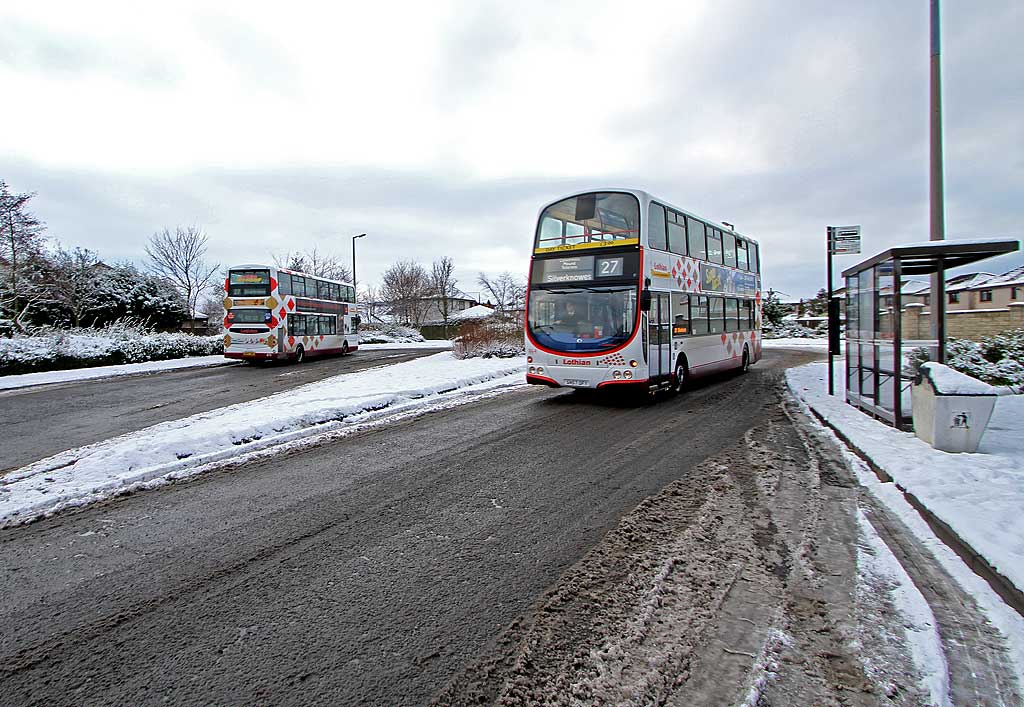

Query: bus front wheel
<box><xmin>673</xmin><ymin>357</ymin><xmax>689</xmax><ymax>395</ymax></box>
<box><xmin>342</xmin><ymin>341</ymin><xmax>350</xmax><ymax>355</ymax></box>
<box><xmin>741</xmin><ymin>346</ymin><xmax>750</xmax><ymax>374</ymax></box>
<box><xmin>294</xmin><ymin>345</ymin><xmax>305</xmax><ymax>364</ymax></box>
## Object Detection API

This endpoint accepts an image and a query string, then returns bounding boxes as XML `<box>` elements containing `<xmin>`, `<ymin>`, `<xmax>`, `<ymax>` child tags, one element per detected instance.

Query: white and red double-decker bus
<box><xmin>525</xmin><ymin>189</ymin><xmax>762</xmax><ymax>393</ymax></box>
<box><xmin>223</xmin><ymin>264</ymin><xmax>360</xmax><ymax>362</ymax></box>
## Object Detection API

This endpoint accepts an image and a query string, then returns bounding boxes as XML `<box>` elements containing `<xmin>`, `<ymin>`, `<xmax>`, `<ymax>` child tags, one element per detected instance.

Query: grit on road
<box><xmin>0</xmin><ymin>347</ymin><xmax>445</xmax><ymax>474</ymax></box>
<box><xmin>0</xmin><ymin>349</ymin><xmax>1019</xmax><ymax>706</ymax></box>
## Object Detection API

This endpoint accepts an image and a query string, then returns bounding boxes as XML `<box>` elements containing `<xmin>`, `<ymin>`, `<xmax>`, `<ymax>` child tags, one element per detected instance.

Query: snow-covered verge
<box><xmin>0</xmin><ymin>352</ymin><xmax>526</xmax><ymax>526</ymax></box>
<box><xmin>0</xmin><ymin>327</ymin><xmax>222</xmax><ymax>376</ymax></box>
<box><xmin>787</xmin><ymin>361</ymin><xmax>1024</xmax><ymax>598</ymax></box>
<box><xmin>357</xmin><ymin>323</ymin><xmax>425</xmax><ymax>344</ymax></box>
<box><xmin>360</xmin><ymin>341</ymin><xmax>451</xmax><ymax>351</ymax></box>
<box><xmin>0</xmin><ymin>355</ymin><xmax>232</xmax><ymax>390</ymax></box>
<box><xmin>762</xmin><ymin>337</ymin><xmax>830</xmax><ymax>351</ymax></box>
<box><xmin>907</xmin><ymin>330</ymin><xmax>1024</xmax><ymax>392</ymax></box>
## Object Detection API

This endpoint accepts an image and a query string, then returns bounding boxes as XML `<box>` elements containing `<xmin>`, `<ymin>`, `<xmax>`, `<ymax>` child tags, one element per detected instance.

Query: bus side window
<box><xmin>278</xmin><ymin>275</ymin><xmax>291</xmax><ymax>296</ymax></box>
<box><xmin>672</xmin><ymin>293</ymin><xmax>690</xmax><ymax>335</ymax></box>
<box><xmin>668</xmin><ymin>212</ymin><xmax>686</xmax><ymax>256</ymax></box>
<box><xmin>708</xmin><ymin>297</ymin><xmax>725</xmax><ymax>333</ymax></box>
<box><xmin>723</xmin><ymin>232</ymin><xmax>737</xmax><ymax>268</ymax></box>
<box><xmin>707</xmin><ymin>228</ymin><xmax>723</xmax><ymax>265</ymax></box>
<box><xmin>648</xmin><ymin>202</ymin><xmax>667</xmax><ymax>250</ymax></box>
<box><xmin>687</xmin><ymin>217</ymin><xmax>706</xmax><ymax>260</ymax></box>
<box><xmin>736</xmin><ymin>240</ymin><xmax>749</xmax><ymax>270</ymax></box>
<box><xmin>691</xmin><ymin>296</ymin><xmax>709</xmax><ymax>335</ymax></box>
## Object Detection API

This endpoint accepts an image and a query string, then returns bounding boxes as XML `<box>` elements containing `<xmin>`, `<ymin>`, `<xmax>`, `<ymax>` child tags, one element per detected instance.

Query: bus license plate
<box><xmin>565</xmin><ymin>378</ymin><xmax>589</xmax><ymax>386</ymax></box>
<box><xmin>243</xmin><ymin>352</ymin><xmax>256</xmax><ymax>357</ymax></box>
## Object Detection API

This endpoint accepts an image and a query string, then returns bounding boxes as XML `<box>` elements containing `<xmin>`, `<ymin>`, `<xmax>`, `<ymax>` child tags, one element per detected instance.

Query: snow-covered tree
<box><xmin>0</xmin><ymin>180</ymin><xmax>49</xmax><ymax>330</ymax></box>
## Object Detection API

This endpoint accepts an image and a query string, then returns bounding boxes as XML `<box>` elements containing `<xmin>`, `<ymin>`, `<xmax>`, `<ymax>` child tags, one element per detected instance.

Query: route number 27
<box><xmin>597</xmin><ymin>257</ymin><xmax>623</xmax><ymax>277</ymax></box>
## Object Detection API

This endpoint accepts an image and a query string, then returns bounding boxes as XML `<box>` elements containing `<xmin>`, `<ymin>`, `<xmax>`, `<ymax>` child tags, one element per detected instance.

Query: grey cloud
<box><xmin>0</xmin><ymin>18</ymin><xmax>177</xmax><ymax>85</ymax></box>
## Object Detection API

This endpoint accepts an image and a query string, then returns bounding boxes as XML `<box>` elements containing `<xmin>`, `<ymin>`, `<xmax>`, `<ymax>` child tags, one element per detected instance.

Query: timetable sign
<box><xmin>829</xmin><ymin>225</ymin><xmax>861</xmax><ymax>255</ymax></box>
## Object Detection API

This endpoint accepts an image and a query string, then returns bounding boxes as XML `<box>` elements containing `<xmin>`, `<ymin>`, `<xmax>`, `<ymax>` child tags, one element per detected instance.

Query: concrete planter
<box><xmin>911</xmin><ymin>362</ymin><xmax>996</xmax><ymax>453</ymax></box>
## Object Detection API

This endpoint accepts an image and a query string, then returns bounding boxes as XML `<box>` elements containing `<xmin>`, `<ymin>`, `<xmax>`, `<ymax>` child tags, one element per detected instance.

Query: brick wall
<box><xmin>902</xmin><ymin>303</ymin><xmax>1024</xmax><ymax>341</ymax></box>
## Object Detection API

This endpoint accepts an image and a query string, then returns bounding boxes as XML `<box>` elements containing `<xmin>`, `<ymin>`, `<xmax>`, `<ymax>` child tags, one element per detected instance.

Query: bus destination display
<box><xmin>533</xmin><ymin>254</ymin><xmax>633</xmax><ymax>284</ymax></box>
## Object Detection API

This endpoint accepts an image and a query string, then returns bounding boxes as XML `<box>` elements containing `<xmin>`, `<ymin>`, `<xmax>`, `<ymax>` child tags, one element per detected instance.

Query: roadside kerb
<box><xmin>804</xmin><ymin>404</ymin><xmax>1024</xmax><ymax>619</ymax></box>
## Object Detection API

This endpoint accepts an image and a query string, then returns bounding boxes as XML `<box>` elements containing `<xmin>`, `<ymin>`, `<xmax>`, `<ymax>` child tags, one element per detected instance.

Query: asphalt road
<box><xmin>0</xmin><ymin>347</ymin><xmax>445</xmax><ymax>473</ymax></box>
<box><xmin>0</xmin><ymin>349</ymin><xmax>820</xmax><ymax>707</ymax></box>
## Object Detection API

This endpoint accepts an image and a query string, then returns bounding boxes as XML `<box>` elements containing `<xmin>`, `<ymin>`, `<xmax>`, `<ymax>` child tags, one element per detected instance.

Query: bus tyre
<box><xmin>342</xmin><ymin>341</ymin><xmax>349</xmax><ymax>354</ymax></box>
<box><xmin>294</xmin><ymin>345</ymin><xmax>305</xmax><ymax>364</ymax></box>
<box><xmin>741</xmin><ymin>346</ymin><xmax>750</xmax><ymax>374</ymax></box>
<box><xmin>673</xmin><ymin>358</ymin><xmax>689</xmax><ymax>395</ymax></box>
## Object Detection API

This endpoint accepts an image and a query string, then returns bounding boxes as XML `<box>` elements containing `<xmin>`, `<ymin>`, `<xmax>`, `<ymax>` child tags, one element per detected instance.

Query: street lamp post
<box><xmin>351</xmin><ymin>232</ymin><xmax>367</xmax><ymax>298</ymax></box>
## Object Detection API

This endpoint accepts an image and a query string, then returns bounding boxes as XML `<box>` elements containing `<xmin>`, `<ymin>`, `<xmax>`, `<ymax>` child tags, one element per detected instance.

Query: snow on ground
<box><xmin>762</xmin><ymin>337</ymin><xmax>830</xmax><ymax>351</ymax></box>
<box><xmin>0</xmin><ymin>352</ymin><xmax>526</xmax><ymax>526</ymax></box>
<box><xmin>855</xmin><ymin>507</ymin><xmax>950</xmax><ymax>706</ymax></box>
<box><xmin>787</xmin><ymin>360</ymin><xmax>1024</xmax><ymax>682</ymax></box>
<box><xmin>787</xmin><ymin>361</ymin><xmax>1024</xmax><ymax>593</ymax></box>
<box><xmin>0</xmin><ymin>342</ymin><xmax>452</xmax><ymax>390</ymax></box>
<box><xmin>359</xmin><ymin>340</ymin><xmax>452</xmax><ymax>350</ymax></box>
<box><xmin>0</xmin><ymin>355</ymin><xmax>232</xmax><ymax>390</ymax></box>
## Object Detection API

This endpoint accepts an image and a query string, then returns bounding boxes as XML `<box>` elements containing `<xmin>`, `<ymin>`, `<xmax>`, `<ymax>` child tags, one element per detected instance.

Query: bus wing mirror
<box><xmin>640</xmin><ymin>289</ymin><xmax>651</xmax><ymax>312</ymax></box>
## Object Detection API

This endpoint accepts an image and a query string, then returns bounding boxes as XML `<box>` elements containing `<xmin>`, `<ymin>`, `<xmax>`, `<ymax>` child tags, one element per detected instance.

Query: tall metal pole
<box><xmin>930</xmin><ymin>0</ymin><xmax>946</xmax><ymax>362</ymax></box>
<box><xmin>827</xmin><ymin>227</ymin><xmax>835</xmax><ymax>395</ymax></box>
<box><xmin>351</xmin><ymin>232</ymin><xmax>367</xmax><ymax>299</ymax></box>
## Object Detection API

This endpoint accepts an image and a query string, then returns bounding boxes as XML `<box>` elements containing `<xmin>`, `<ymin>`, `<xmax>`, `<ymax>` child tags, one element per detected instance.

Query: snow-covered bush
<box><xmin>762</xmin><ymin>321</ymin><xmax>822</xmax><ymax>339</ymax></box>
<box><xmin>0</xmin><ymin>321</ymin><xmax>223</xmax><ymax>376</ymax></box>
<box><xmin>452</xmin><ymin>317</ymin><xmax>524</xmax><ymax>359</ymax></box>
<box><xmin>357</xmin><ymin>323</ymin><xmax>425</xmax><ymax>344</ymax></box>
<box><xmin>907</xmin><ymin>329</ymin><xmax>1024</xmax><ymax>391</ymax></box>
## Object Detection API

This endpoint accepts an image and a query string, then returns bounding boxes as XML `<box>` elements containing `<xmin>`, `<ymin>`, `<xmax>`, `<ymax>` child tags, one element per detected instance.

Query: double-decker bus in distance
<box><xmin>525</xmin><ymin>189</ymin><xmax>762</xmax><ymax>393</ymax></box>
<box><xmin>223</xmin><ymin>264</ymin><xmax>360</xmax><ymax>363</ymax></box>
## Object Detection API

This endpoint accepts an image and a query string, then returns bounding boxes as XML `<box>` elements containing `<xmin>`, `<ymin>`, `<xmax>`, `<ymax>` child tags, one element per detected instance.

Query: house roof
<box><xmin>946</xmin><ymin>272</ymin><xmax>996</xmax><ymax>292</ymax></box>
<box><xmin>449</xmin><ymin>304</ymin><xmax>496</xmax><ymax>321</ymax></box>
<box><xmin>982</xmin><ymin>265</ymin><xmax>1024</xmax><ymax>288</ymax></box>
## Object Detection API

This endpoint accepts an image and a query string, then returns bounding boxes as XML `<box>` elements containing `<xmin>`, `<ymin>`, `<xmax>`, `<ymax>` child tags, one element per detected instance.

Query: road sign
<box><xmin>828</xmin><ymin>225</ymin><xmax>861</xmax><ymax>255</ymax></box>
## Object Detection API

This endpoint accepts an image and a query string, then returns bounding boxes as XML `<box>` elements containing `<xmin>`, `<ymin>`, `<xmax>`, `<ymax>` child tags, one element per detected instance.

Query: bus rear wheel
<box><xmin>294</xmin><ymin>345</ymin><xmax>305</xmax><ymax>364</ymax></box>
<box><xmin>342</xmin><ymin>341</ymin><xmax>350</xmax><ymax>355</ymax></box>
<box><xmin>673</xmin><ymin>358</ymin><xmax>689</xmax><ymax>395</ymax></box>
<box><xmin>740</xmin><ymin>346</ymin><xmax>750</xmax><ymax>374</ymax></box>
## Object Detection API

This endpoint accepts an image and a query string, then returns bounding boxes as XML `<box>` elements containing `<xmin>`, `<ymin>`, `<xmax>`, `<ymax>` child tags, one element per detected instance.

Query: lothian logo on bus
<box><xmin>559</xmin><ymin>359</ymin><xmax>591</xmax><ymax>366</ymax></box>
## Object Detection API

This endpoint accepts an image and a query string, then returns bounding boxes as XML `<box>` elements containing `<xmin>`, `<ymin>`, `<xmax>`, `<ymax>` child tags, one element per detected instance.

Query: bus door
<box><xmin>648</xmin><ymin>293</ymin><xmax>671</xmax><ymax>381</ymax></box>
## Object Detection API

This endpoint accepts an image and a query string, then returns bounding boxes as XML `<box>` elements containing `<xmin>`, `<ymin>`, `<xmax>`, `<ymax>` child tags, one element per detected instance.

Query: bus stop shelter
<box><xmin>841</xmin><ymin>238</ymin><xmax>1018</xmax><ymax>429</ymax></box>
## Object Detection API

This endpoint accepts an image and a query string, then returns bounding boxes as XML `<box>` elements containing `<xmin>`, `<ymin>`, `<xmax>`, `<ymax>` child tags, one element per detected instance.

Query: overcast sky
<box><xmin>2</xmin><ymin>1</ymin><xmax>1021</xmax><ymax>300</ymax></box>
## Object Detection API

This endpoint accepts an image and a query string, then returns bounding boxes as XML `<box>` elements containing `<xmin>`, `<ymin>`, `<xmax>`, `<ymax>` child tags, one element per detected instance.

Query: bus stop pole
<box><xmin>827</xmin><ymin>226</ymin><xmax>834</xmax><ymax>396</ymax></box>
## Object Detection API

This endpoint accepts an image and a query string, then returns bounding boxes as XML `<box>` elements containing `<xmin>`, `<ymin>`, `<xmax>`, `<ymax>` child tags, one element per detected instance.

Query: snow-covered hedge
<box><xmin>0</xmin><ymin>323</ymin><xmax>223</xmax><ymax>376</ymax></box>
<box><xmin>357</xmin><ymin>323</ymin><xmax>425</xmax><ymax>344</ymax></box>
<box><xmin>763</xmin><ymin>321</ymin><xmax>824</xmax><ymax>339</ymax></box>
<box><xmin>907</xmin><ymin>329</ymin><xmax>1024</xmax><ymax>391</ymax></box>
<box><xmin>452</xmin><ymin>318</ymin><xmax>524</xmax><ymax>359</ymax></box>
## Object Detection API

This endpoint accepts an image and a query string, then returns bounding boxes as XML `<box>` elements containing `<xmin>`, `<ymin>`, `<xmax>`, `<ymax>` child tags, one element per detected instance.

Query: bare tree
<box><xmin>477</xmin><ymin>271</ymin><xmax>526</xmax><ymax>314</ymax></box>
<box><xmin>430</xmin><ymin>256</ymin><xmax>459</xmax><ymax>325</ymax></box>
<box><xmin>380</xmin><ymin>259</ymin><xmax>430</xmax><ymax>326</ymax></box>
<box><xmin>274</xmin><ymin>247</ymin><xmax>351</xmax><ymax>282</ymax></box>
<box><xmin>0</xmin><ymin>180</ymin><xmax>48</xmax><ymax>329</ymax></box>
<box><xmin>145</xmin><ymin>226</ymin><xmax>220</xmax><ymax>333</ymax></box>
